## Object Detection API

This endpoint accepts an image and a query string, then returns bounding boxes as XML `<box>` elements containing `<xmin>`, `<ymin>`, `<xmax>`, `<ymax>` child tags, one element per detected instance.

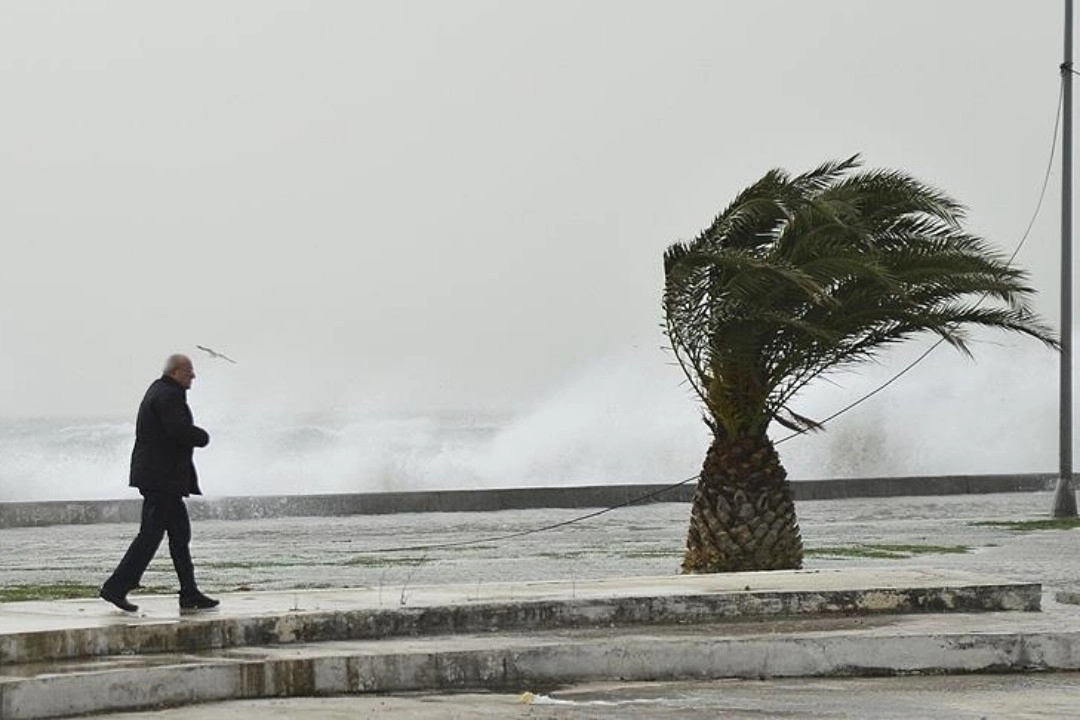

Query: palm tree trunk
<box><xmin>681</xmin><ymin>433</ymin><xmax>803</xmax><ymax>573</ymax></box>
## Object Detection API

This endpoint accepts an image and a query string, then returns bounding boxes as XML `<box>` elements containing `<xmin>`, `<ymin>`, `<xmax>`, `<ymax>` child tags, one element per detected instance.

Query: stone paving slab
<box><xmin>0</xmin><ymin>568</ymin><xmax>1040</xmax><ymax>665</ymax></box>
<box><xmin>2</xmin><ymin>605</ymin><xmax>1079</xmax><ymax>720</ymax></box>
<box><xmin>1057</xmin><ymin>590</ymin><xmax>1080</xmax><ymax>605</ymax></box>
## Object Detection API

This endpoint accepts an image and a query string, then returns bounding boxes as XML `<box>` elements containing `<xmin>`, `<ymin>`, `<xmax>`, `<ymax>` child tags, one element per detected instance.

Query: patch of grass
<box><xmin>535</xmin><ymin>550</ymin><xmax>597</xmax><ymax>560</ymax></box>
<box><xmin>970</xmin><ymin>518</ymin><xmax>1080</xmax><ymax>532</ymax></box>
<box><xmin>0</xmin><ymin>582</ymin><xmax>100</xmax><ymax>602</ymax></box>
<box><xmin>205</xmin><ymin>560</ymin><xmax>314</xmax><ymax>570</ymax></box>
<box><xmin>806</xmin><ymin>546</ymin><xmax>904</xmax><ymax>559</ymax></box>
<box><xmin>444</xmin><ymin>544</ymin><xmax>499</xmax><ymax>552</ymax></box>
<box><xmin>806</xmin><ymin>543</ymin><xmax>970</xmax><ymax>560</ymax></box>
<box><xmin>875</xmin><ymin>543</ymin><xmax>970</xmax><ymax>555</ymax></box>
<box><xmin>618</xmin><ymin>549</ymin><xmax>681</xmax><ymax>559</ymax></box>
<box><xmin>342</xmin><ymin>555</ymin><xmax>429</xmax><ymax>567</ymax></box>
<box><xmin>209</xmin><ymin>555</ymin><xmax>437</xmax><ymax>570</ymax></box>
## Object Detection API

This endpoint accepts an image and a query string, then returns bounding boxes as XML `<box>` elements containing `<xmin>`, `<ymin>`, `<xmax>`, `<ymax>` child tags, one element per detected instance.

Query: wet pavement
<box><xmin>5</xmin><ymin>598</ymin><xmax>1078</xmax><ymax>719</ymax></box>
<box><xmin>0</xmin><ymin>567</ymin><xmax>1038</xmax><ymax>656</ymax></box>
<box><xmin>2</xmin><ymin>490</ymin><xmax>1079</xmax><ymax>718</ymax></box>
<box><xmin>0</xmin><ymin>491</ymin><xmax>1075</xmax><ymax>598</ymax></box>
<box><xmin>88</xmin><ymin>673</ymin><xmax>1080</xmax><ymax>719</ymax></box>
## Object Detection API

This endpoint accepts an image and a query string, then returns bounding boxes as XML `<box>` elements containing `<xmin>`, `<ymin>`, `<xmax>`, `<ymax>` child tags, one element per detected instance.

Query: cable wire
<box><xmin>360</xmin><ymin>473</ymin><xmax>700</xmax><ymax>555</ymax></box>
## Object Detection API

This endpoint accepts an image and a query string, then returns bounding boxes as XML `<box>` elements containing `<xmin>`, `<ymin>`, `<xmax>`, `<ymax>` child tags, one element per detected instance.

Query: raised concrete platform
<box><xmin>0</xmin><ymin>568</ymin><xmax>1039</xmax><ymax>665</ymax></box>
<box><xmin>2</xmin><ymin>607</ymin><xmax>1079</xmax><ymax>719</ymax></box>
<box><xmin>0</xmin><ymin>569</ymin><xmax>1058</xmax><ymax>719</ymax></box>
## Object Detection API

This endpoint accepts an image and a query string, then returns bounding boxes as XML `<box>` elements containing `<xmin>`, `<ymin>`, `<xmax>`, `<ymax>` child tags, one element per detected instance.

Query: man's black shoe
<box><xmin>179</xmin><ymin>592</ymin><xmax>219</xmax><ymax>613</ymax></box>
<box><xmin>99</xmin><ymin>586</ymin><xmax>138</xmax><ymax>612</ymax></box>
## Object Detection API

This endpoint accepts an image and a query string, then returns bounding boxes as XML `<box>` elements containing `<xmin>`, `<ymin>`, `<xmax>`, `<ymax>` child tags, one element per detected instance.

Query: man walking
<box><xmin>100</xmin><ymin>353</ymin><xmax>219</xmax><ymax>613</ymax></box>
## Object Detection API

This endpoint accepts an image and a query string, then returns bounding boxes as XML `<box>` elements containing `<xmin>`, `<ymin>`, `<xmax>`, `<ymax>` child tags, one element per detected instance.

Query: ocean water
<box><xmin>0</xmin><ymin>339</ymin><xmax>1062</xmax><ymax>503</ymax></box>
<box><xmin>0</xmin><ymin>410</ymin><xmax>709</xmax><ymax>502</ymax></box>
<box><xmin>0</xmin><ymin>417</ymin><xmax>134</xmax><ymax>502</ymax></box>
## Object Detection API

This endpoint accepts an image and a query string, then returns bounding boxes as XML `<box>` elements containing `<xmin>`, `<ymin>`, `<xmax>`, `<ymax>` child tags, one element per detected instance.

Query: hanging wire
<box><xmin>360</xmin><ymin>474</ymin><xmax>700</xmax><ymax>554</ymax></box>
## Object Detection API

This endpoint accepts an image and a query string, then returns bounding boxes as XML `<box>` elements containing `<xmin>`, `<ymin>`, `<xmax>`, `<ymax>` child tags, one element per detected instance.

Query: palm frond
<box><xmin>663</xmin><ymin>156</ymin><xmax>1059</xmax><ymax>439</ymax></box>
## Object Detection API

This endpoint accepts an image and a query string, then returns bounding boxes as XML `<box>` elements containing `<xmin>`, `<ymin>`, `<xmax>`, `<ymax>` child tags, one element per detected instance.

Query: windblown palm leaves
<box><xmin>664</xmin><ymin>155</ymin><xmax>1056</xmax><ymax>440</ymax></box>
<box><xmin>665</xmin><ymin>156</ymin><xmax>1057</xmax><ymax>573</ymax></box>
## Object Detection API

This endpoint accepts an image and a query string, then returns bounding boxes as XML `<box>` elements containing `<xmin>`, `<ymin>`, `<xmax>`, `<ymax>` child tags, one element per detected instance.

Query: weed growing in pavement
<box><xmin>970</xmin><ymin>518</ymin><xmax>1080</xmax><ymax>532</ymax></box>
<box><xmin>0</xmin><ymin>582</ymin><xmax>173</xmax><ymax>602</ymax></box>
<box><xmin>805</xmin><ymin>543</ymin><xmax>971</xmax><ymax>559</ymax></box>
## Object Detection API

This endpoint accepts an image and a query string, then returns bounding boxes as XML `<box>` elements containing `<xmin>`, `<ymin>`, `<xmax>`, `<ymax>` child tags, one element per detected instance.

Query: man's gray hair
<box><xmin>163</xmin><ymin>354</ymin><xmax>192</xmax><ymax>375</ymax></box>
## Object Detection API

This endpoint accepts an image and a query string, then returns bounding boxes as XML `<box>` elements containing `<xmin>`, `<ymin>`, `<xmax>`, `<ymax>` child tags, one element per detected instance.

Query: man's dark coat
<box><xmin>129</xmin><ymin>375</ymin><xmax>210</xmax><ymax>496</ymax></box>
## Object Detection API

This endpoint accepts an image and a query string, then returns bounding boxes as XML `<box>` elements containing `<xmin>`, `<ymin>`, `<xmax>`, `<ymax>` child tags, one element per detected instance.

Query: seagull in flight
<box><xmin>196</xmin><ymin>345</ymin><xmax>238</xmax><ymax>364</ymax></box>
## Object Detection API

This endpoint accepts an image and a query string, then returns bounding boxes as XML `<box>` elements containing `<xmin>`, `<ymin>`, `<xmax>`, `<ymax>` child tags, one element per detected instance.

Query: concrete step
<box><xmin>0</xmin><ymin>569</ymin><xmax>1040</xmax><ymax>665</ymax></box>
<box><xmin>2</xmin><ymin>607</ymin><xmax>1079</xmax><ymax>720</ymax></box>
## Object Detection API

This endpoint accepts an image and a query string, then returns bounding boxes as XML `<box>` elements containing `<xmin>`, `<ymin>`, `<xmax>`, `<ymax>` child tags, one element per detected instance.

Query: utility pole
<box><xmin>1055</xmin><ymin>0</ymin><xmax>1079</xmax><ymax>517</ymax></box>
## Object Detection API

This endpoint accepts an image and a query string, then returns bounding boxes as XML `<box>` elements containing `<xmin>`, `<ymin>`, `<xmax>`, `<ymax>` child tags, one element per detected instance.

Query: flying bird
<box><xmin>196</xmin><ymin>345</ymin><xmax>238</xmax><ymax>364</ymax></box>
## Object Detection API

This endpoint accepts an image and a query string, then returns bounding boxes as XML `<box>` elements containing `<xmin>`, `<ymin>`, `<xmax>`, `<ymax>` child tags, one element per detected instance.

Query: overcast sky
<box><xmin>0</xmin><ymin>1</ymin><xmax>1066</xmax><ymax>432</ymax></box>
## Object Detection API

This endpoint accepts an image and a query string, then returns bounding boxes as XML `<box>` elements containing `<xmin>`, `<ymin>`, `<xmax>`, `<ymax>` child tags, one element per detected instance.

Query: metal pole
<box><xmin>1055</xmin><ymin>0</ymin><xmax>1079</xmax><ymax>517</ymax></box>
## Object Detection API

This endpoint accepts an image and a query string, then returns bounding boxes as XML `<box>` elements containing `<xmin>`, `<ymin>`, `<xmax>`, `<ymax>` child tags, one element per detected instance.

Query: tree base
<box><xmin>682</xmin><ymin>434</ymin><xmax>803</xmax><ymax>573</ymax></box>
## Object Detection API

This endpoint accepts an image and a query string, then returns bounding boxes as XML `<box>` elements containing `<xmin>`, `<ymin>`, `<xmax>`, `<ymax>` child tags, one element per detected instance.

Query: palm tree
<box><xmin>663</xmin><ymin>156</ymin><xmax>1058</xmax><ymax>574</ymax></box>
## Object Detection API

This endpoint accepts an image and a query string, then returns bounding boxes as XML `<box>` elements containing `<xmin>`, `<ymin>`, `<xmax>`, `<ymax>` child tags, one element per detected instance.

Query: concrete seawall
<box><xmin>0</xmin><ymin>473</ymin><xmax>1059</xmax><ymax>529</ymax></box>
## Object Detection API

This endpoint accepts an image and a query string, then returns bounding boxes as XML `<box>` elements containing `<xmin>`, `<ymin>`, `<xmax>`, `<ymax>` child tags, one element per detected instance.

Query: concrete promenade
<box><xmin>0</xmin><ymin>569</ymin><xmax>1073</xmax><ymax>719</ymax></box>
<box><xmin>1</xmin><ymin>491</ymin><xmax>1079</xmax><ymax>717</ymax></box>
<box><xmin>0</xmin><ymin>568</ymin><xmax>1042</xmax><ymax>663</ymax></box>
<box><xmin>3</xmin><ymin>491</ymin><xmax>1076</xmax><ymax>598</ymax></box>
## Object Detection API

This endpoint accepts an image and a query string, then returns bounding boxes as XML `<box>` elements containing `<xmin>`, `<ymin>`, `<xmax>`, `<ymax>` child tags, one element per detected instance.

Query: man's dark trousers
<box><xmin>103</xmin><ymin>491</ymin><xmax>197</xmax><ymax>599</ymax></box>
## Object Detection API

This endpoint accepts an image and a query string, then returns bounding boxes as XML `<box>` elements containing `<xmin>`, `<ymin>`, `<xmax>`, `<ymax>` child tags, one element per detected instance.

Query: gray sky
<box><xmin>0</xmin><ymin>1</ymin><xmax>1065</xmax><ymax>431</ymax></box>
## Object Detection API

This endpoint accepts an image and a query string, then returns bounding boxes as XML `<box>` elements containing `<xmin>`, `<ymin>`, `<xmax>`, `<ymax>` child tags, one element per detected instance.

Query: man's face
<box><xmin>171</xmin><ymin>360</ymin><xmax>196</xmax><ymax>389</ymax></box>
